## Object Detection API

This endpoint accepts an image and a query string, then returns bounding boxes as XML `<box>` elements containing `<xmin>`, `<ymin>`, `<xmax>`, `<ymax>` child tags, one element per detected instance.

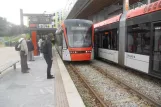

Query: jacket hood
<box><xmin>19</xmin><ymin>38</ymin><xmax>24</xmax><ymax>43</ymax></box>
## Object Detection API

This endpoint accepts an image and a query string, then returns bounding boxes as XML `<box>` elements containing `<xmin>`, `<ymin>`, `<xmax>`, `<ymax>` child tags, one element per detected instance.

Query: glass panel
<box><xmin>103</xmin><ymin>32</ymin><xmax>110</xmax><ymax>49</ymax></box>
<box><xmin>153</xmin><ymin>22</ymin><xmax>161</xmax><ymax>73</ymax></box>
<box><xmin>99</xmin><ymin>33</ymin><xmax>102</xmax><ymax>48</ymax></box>
<box><xmin>65</xmin><ymin>20</ymin><xmax>92</xmax><ymax>48</ymax></box>
<box><xmin>111</xmin><ymin>29</ymin><xmax>118</xmax><ymax>50</ymax></box>
<box><xmin>101</xmin><ymin>29</ymin><xmax>118</xmax><ymax>50</ymax></box>
<box><xmin>127</xmin><ymin>23</ymin><xmax>150</xmax><ymax>55</ymax></box>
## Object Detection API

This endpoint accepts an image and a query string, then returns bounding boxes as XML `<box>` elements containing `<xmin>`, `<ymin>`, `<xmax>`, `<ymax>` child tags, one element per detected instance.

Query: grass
<box><xmin>0</xmin><ymin>33</ymin><xmax>30</xmax><ymax>47</ymax></box>
<box><xmin>26</xmin><ymin>33</ymin><xmax>30</xmax><ymax>39</ymax></box>
<box><xmin>4</xmin><ymin>36</ymin><xmax>10</xmax><ymax>41</ymax></box>
<box><xmin>3</xmin><ymin>33</ymin><xmax>30</xmax><ymax>43</ymax></box>
<box><xmin>0</xmin><ymin>42</ymin><xmax>4</xmax><ymax>47</ymax></box>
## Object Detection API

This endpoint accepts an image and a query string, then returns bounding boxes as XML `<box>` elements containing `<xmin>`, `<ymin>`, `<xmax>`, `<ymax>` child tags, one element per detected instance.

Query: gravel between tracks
<box><xmin>75</xmin><ymin>64</ymin><xmax>152</xmax><ymax>107</ymax></box>
<box><xmin>66</xmin><ymin>65</ymin><xmax>102</xmax><ymax>107</ymax></box>
<box><xmin>92</xmin><ymin>60</ymin><xmax>161</xmax><ymax>103</ymax></box>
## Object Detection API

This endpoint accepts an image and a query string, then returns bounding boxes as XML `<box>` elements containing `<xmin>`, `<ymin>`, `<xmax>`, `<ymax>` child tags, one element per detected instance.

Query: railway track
<box><xmin>69</xmin><ymin>64</ymin><xmax>108</xmax><ymax>107</ymax></box>
<box><xmin>90</xmin><ymin>64</ymin><xmax>161</xmax><ymax>107</ymax></box>
<box><xmin>68</xmin><ymin>62</ymin><xmax>161</xmax><ymax>107</ymax></box>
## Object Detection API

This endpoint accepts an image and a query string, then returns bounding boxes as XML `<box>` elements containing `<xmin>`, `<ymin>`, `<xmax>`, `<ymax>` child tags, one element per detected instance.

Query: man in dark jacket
<box><xmin>27</xmin><ymin>38</ymin><xmax>34</xmax><ymax>61</ymax></box>
<box><xmin>43</xmin><ymin>34</ymin><xmax>54</xmax><ymax>79</ymax></box>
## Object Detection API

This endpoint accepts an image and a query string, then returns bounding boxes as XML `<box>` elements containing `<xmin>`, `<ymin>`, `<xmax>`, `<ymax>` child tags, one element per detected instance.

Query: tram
<box><xmin>55</xmin><ymin>19</ymin><xmax>94</xmax><ymax>61</ymax></box>
<box><xmin>94</xmin><ymin>0</ymin><xmax>161</xmax><ymax>78</ymax></box>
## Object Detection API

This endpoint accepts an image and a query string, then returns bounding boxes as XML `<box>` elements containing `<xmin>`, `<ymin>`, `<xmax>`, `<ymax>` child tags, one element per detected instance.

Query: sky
<box><xmin>0</xmin><ymin>0</ymin><xmax>68</xmax><ymax>25</ymax></box>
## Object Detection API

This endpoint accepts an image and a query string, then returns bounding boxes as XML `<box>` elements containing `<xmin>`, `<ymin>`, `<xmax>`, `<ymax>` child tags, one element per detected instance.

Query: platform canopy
<box><xmin>66</xmin><ymin>0</ymin><xmax>142</xmax><ymax>19</ymax></box>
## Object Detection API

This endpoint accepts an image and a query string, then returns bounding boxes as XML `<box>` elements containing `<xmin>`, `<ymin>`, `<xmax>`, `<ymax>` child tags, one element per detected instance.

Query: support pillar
<box><xmin>118</xmin><ymin>0</ymin><xmax>129</xmax><ymax>66</ymax></box>
<box><xmin>20</xmin><ymin>9</ymin><xmax>24</xmax><ymax>34</ymax></box>
<box><xmin>148</xmin><ymin>0</ymin><xmax>151</xmax><ymax>4</ymax></box>
<box><xmin>31</xmin><ymin>31</ymin><xmax>38</xmax><ymax>56</ymax></box>
<box><xmin>123</xmin><ymin>0</ymin><xmax>129</xmax><ymax>13</ymax></box>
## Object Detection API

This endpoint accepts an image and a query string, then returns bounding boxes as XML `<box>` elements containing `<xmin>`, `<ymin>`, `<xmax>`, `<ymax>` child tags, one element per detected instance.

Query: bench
<box><xmin>0</xmin><ymin>60</ymin><xmax>19</xmax><ymax>74</ymax></box>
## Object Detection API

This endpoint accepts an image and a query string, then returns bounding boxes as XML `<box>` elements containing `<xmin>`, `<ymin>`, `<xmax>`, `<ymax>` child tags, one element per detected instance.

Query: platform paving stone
<box><xmin>0</xmin><ymin>56</ymin><xmax>55</xmax><ymax>107</ymax></box>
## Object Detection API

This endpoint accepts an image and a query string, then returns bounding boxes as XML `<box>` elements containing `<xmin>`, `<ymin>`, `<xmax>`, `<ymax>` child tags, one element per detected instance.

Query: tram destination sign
<box><xmin>71</xmin><ymin>27</ymin><xmax>88</xmax><ymax>31</ymax></box>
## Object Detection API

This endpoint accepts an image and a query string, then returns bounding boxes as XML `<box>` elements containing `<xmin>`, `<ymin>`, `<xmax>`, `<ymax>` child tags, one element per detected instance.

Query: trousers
<box><xmin>20</xmin><ymin>51</ymin><xmax>28</xmax><ymax>72</ymax></box>
<box><xmin>28</xmin><ymin>51</ymin><xmax>34</xmax><ymax>61</ymax></box>
<box><xmin>44</xmin><ymin>55</ymin><xmax>53</xmax><ymax>77</ymax></box>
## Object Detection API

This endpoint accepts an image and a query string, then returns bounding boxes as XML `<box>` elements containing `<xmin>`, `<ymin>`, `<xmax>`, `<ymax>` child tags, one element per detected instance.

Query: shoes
<box><xmin>29</xmin><ymin>60</ymin><xmax>35</xmax><ymax>61</ymax></box>
<box><xmin>27</xmin><ymin>68</ymin><xmax>30</xmax><ymax>70</ymax></box>
<box><xmin>22</xmin><ymin>71</ymin><xmax>29</xmax><ymax>73</ymax></box>
<box><xmin>47</xmin><ymin>76</ymin><xmax>54</xmax><ymax>79</ymax></box>
<box><xmin>47</xmin><ymin>75</ymin><xmax>55</xmax><ymax>79</ymax></box>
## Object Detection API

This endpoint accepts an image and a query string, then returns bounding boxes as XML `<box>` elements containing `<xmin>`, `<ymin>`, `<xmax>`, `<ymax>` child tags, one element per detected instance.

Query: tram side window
<box><xmin>98</xmin><ymin>33</ymin><xmax>102</xmax><ymax>48</ymax></box>
<box><xmin>127</xmin><ymin>23</ymin><xmax>150</xmax><ymax>55</ymax></box>
<box><xmin>55</xmin><ymin>33</ymin><xmax>58</xmax><ymax>45</ymax></box>
<box><xmin>102</xmin><ymin>34</ymin><xmax>109</xmax><ymax>49</ymax></box>
<box><xmin>111</xmin><ymin>29</ymin><xmax>118</xmax><ymax>50</ymax></box>
<box><xmin>60</xmin><ymin>32</ymin><xmax>63</xmax><ymax>46</ymax></box>
<box><xmin>102</xmin><ymin>29</ymin><xmax>118</xmax><ymax>50</ymax></box>
<box><xmin>154</xmin><ymin>23</ymin><xmax>161</xmax><ymax>52</ymax></box>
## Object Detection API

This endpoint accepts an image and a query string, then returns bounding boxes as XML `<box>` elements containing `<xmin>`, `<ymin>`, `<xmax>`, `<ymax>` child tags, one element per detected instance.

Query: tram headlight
<box><xmin>86</xmin><ymin>51</ymin><xmax>91</xmax><ymax>53</ymax></box>
<box><xmin>70</xmin><ymin>51</ymin><xmax>73</xmax><ymax>54</ymax></box>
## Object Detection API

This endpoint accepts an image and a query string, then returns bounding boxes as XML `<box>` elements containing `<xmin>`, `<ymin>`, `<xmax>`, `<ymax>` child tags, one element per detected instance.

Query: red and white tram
<box><xmin>94</xmin><ymin>0</ymin><xmax>161</xmax><ymax>79</ymax></box>
<box><xmin>55</xmin><ymin>19</ymin><xmax>94</xmax><ymax>61</ymax></box>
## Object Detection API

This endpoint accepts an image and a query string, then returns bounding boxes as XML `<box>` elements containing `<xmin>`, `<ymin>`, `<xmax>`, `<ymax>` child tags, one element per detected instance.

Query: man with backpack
<box><xmin>16</xmin><ymin>36</ymin><xmax>30</xmax><ymax>73</ymax></box>
<box><xmin>42</xmin><ymin>34</ymin><xmax>54</xmax><ymax>79</ymax></box>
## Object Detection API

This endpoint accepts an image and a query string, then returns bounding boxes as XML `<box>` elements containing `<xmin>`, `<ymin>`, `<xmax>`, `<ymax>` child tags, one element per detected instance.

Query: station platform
<box><xmin>0</xmin><ymin>47</ymin><xmax>85</xmax><ymax>107</ymax></box>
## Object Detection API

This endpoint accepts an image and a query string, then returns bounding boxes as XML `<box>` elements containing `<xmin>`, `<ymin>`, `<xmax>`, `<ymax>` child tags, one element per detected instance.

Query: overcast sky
<box><xmin>0</xmin><ymin>0</ymin><xmax>68</xmax><ymax>25</ymax></box>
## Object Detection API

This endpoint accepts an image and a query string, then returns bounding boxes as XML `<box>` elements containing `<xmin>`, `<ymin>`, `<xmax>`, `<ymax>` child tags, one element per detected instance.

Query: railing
<box><xmin>130</xmin><ymin>0</ymin><xmax>148</xmax><ymax>10</ymax></box>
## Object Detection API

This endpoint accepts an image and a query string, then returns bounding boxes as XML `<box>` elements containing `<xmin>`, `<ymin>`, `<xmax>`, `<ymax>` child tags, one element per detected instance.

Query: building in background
<box><xmin>20</xmin><ymin>10</ymin><xmax>56</xmax><ymax>56</ymax></box>
<box><xmin>52</xmin><ymin>9</ymin><xmax>65</xmax><ymax>28</ymax></box>
<box><xmin>64</xmin><ymin>0</ymin><xmax>77</xmax><ymax>19</ymax></box>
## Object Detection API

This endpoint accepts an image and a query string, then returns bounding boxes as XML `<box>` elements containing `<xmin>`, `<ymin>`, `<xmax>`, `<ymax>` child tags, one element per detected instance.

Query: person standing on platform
<box><xmin>18</xmin><ymin>36</ymin><xmax>30</xmax><ymax>73</ymax></box>
<box><xmin>38</xmin><ymin>38</ymin><xmax>43</xmax><ymax>56</ymax></box>
<box><xmin>42</xmin><ymin>33</ymin><xmax>54</xmax><ymax>79</ymax></box>
<box><xmin>27</xmin><ymin>38</ymin><xmax>34</xmax><ymax>61</ymax></box>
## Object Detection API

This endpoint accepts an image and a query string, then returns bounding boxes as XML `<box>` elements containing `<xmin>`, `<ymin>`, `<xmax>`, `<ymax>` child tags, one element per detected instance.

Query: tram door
<box><xmin>151</xmin><ymin>22</ymin><xmax>161</xmax><ymax>75</ymax></box>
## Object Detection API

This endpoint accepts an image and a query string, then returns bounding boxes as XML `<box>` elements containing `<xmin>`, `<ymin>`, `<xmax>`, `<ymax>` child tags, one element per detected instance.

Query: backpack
<box><xmin>42</xmin><ymin>40</ymin><xmax>48</xmax><ymax>54</ymax></box>
<box><xmin>15</xmin><ymin>41</ymin><xmax>22</xmax><ymax>51</ymax></box>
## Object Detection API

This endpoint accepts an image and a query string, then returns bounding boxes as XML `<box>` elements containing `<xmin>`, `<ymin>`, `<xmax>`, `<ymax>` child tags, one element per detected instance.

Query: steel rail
<box><xmin>69</xmin><ymin>64</ymin><xmax>109</xmax><ymax>107</ymax></box>
<box><xmin>91</xmin><ymin>64</ymin><xmax>161</xmax><ymax>107</ymax></box>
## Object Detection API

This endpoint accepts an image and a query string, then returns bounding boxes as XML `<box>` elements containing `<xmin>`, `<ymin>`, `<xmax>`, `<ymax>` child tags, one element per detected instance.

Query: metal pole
<box><xmin>20</xmin><ymin>9</ymin><xmax>24</xmax><ymax>34</ymax></box>
<box><xmin>123</xmin><ymin>0</ymin><xmax>129</xmax><ymax>13</ymax></box>
<box><xmin>147</xmin><ymin>0</ymin><xmax>151</xmax><ymax>4</ymax></box>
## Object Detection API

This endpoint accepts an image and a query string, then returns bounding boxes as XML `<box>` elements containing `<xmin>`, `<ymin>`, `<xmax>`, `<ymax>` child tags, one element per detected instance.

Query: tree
<box><xmin>0</xmin><ymin>17</ymin><xmax>7</xmax><ymax>36</ymax></box>
<box><xmin>0</xmin><ymin>16</ymin><xmax>26</xmax><ymax>37</ymax></box>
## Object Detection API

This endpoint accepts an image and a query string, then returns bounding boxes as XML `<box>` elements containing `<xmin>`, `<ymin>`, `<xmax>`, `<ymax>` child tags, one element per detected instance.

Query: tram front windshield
<box><xmin>65</xmin><ymin>20</ymin><xmax>92</xmax><ymax>48</ymax></box>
